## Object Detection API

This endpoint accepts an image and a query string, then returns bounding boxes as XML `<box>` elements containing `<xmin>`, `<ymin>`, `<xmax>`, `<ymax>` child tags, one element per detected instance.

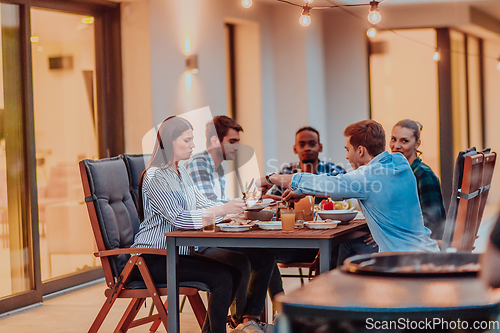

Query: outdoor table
<box><xmin>276</xmin><ymin>268</ymin><xmax>500</xmax><ymax>332</ymax></box>
<box><xmin>165</xmin><ymin>220</ymin><xmax>368</xmax><ymax>333</ymax></box>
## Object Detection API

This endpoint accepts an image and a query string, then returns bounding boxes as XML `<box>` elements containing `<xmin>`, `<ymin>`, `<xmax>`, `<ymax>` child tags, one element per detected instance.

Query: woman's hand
<box><xmin>219</xmin><ymin>199</ymin><xmax>247</xmax><ymax>215</ymax></box>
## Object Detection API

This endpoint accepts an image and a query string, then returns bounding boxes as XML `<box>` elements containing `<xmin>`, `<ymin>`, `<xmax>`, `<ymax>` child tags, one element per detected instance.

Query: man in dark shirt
<box><xmin>267</xmin><ymin>126</ymin><xmax>346</xmax><ymax>204</ymax></box>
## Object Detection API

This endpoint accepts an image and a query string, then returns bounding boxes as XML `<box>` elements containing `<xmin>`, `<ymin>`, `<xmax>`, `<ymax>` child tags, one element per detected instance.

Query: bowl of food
<box><xmin>245</xmin><ymin>209</ymin><xmax>274</xmax><ymax>221</ymax></box>
<box><xmin>317</xmin><ymin>210</ymin><xmax>358</xmax><ymax>223</ymax></box>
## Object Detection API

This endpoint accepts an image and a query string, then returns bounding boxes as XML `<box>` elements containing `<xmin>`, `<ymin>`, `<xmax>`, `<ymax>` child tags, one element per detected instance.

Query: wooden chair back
<box><xmin>475</xmin><ymin>152</ymin><xmax>497</xmax><ymax>237</ymax></box>
<box><xmin>442</xmin><ymin>149</ymin><xmax>496</xmax><ymax>252</ymax></box>
<box><xmin>449</xmin><ymin>153</ymin><xmax>483</xmax><ymax>251</ymax></box>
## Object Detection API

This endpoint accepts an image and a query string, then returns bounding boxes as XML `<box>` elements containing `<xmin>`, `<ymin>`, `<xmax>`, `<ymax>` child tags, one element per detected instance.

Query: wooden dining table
<box><xmin>164</xmin><ymin>220</ymin><xmax>368</xmax><ymax>333</ymax></box>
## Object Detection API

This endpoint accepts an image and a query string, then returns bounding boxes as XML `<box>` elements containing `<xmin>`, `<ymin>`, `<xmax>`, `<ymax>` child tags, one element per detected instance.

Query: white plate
<box><xmin>246</xmin><ymin>198</ymin><xmax>274</xmax><ymax>210</ymax></box>
<box><xmin>257</xmin><ymin>221</ymin><xmax>282</xmax><ymax>230</ymax></box>
<box><xmin>305</xmin><ymin>220</ymin><xmax>341</xmax><ymax>229</ymax></box>
<box><xmin>218</xmin><ymin>223</ymin><xmax>252</xmax><ymax>232</ymax></box>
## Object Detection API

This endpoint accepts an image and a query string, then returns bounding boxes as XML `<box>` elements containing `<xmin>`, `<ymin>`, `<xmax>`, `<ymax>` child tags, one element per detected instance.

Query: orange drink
<box><xmin>281</xmin><ymin>209</ymin><xmax>295</xmax><ymax>232</ymax></box>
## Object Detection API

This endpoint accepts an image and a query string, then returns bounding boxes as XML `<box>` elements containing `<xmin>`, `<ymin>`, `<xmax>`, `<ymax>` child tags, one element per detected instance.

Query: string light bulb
<box><xmin>433</xmin><ymin>49</ymin><xmax>440</xmax><ymax>62</ymax></box>
<box><xmin>366</xmin><ymin>27</ymin><xmax>377</xmax><ymax>38</ymax></box>
<box><xmin>497</xmin><ymin>57</ymin><xmax>500</xmax><ymax>71</ymax></box>
<box><xmin>299</xmin><ymin>5</ymin><xmax>312</xmax><ymax>27</ymax></box>
<box><xmin>241</xmin><ymin>0</ymin><xmax>252</xmax><ymax>9</ymax></box>
<box><xmin>367</xmin><ymin>1</ymin><xmax>382</xmax><ymax>25</ymax></box>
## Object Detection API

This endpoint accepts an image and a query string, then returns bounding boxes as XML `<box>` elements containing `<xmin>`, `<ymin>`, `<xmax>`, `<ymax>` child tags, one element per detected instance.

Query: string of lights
<box><xmin>240</xmin><ymin>0</ymin><xmax>500</xmax><ymax>70</ymax></box>
<box><xmin>327</xmin><ymin>0</ymin><xmax>500</xmax><ymax>69</ymax></box>
<box><xmin>241</xmin><ymin>0</ymin><xmax>384</xmax><ymax>27</ymax></box>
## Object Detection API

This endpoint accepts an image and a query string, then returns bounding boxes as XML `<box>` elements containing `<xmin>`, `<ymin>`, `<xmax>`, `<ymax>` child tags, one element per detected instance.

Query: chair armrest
<box><xmin>94</xmin><ymin>248</ymin><xmax>167</xmax><ymax>257</ymax></box>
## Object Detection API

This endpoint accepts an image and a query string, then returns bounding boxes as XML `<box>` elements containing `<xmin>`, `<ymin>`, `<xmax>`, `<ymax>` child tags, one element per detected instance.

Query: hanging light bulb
<box><xmin>366</xmin><ymin>27</ymin><xmax>377</xmax><ymax>38</ymax></box>
<box><xmin>299</xmin><ymin>5</ymin><xmax>312</xmax><ymax>27</ymax></box>
<box><xmin>241</xmin><ymin>0</ymin><xmax>252</xmax><ymax>9</ymax></box>
<box><xmin>497</xmin><ymin>57</ymin><xmax>500</xmax><ymax>71</ymax></box>
<box><xmin>305</xmin><ymin>0</ymin><xmax>313</xmax><ymax>4</ymax></box>
<box><xmin>367</xmin><ymin>1</ymin><xmax>382</xmax><ymax>25</ymax></box>
<box><xmin>433</xmin><ymin>49</ymin><xmax>440</xmax><ymax>62</ymax></box>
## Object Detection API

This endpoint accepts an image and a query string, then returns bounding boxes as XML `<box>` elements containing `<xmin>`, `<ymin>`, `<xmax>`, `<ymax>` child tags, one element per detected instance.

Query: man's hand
<box><xmin>364</xmin><ymin>234</ymin><xmax>378</xmax><ymax>249</ymax></box>
<box><xmin>263</xmin><ymin>194</ymin><xmax>282</xmax><ymax>201</ymax></box>
<box><xmin>282</xmin><ymin>189</ymin><xmax>306</xmax><ymax>203</ymax></box>
<box><xmin>256</xmin><ymin>176</ymin><xmax>273</xmax><ymax>194</ymax></box>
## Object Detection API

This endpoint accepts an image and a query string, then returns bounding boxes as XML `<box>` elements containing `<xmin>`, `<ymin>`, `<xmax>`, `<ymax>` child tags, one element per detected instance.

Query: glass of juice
<box><xmin>202</xmin><ymin>209</ymin><xmax>216</xmax><ymax>232</ymax></box>
<box><xmin>281</xmin><ymin>209</ymin><xmax>295</xmax><ymax>232</ymax></box>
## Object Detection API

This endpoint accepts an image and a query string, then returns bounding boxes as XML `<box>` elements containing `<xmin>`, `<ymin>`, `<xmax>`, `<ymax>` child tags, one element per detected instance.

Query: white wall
<box><xmin>322</xmin><ymin>9</ymin><xmax>371</xmax><ymax>170</ymax></box>
<box><xmin>121</xmin><ymin>1</ymin><xmax>153</xmax><ymax>154</ymax></box>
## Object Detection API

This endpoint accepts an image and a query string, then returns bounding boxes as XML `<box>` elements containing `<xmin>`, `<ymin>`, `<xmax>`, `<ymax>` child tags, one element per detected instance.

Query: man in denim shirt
<box><xmin>259</xmin><ymin>120</ymin><xmax>439</xmax><ymax>264</ymax></box>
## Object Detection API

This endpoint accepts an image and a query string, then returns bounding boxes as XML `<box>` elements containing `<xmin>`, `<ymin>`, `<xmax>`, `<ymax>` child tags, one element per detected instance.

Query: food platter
<box><xmin>257</xmin><ymin>221</ymin><xmax>282</xmax><ymax>230</ymax></box>
<box><xmin>342</xmin><ymin>252</ymin><xmax>480</xmax><ymax>277</ymax></box>
<box><xmin>304</xmin><ymin>220</ymin><xmax>341</xmax><ymax>229</ymax></box>
<box><xmin>217</xmin><ymin>223</ymin><xmax>252</xmax><ymax>232</ymax></box>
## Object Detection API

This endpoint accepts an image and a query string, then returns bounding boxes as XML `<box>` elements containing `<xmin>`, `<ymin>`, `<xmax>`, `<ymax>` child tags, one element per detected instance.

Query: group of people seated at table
<box><xmin>130</xmin><ymin>114</ymin><xmax>447</xmax><ymax>333</ymax></box>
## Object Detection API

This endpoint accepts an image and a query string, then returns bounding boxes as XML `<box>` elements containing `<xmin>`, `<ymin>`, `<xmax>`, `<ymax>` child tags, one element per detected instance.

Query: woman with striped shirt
<box><xmin>131</xmin><ymin>116</ymin><xmax>246</xmax><ymax>333</ymax></box>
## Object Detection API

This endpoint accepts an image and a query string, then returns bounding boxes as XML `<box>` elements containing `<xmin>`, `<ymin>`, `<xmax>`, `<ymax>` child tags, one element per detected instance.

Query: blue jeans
<box><xmin>337</xmin><ymin>235</ymin><xmax>378</xmax><ymax>266</ymax></box>
<box><xmin>199</xmin><ymin>247</ymin><xmax>276</xmax><ymax>322</ymax></box>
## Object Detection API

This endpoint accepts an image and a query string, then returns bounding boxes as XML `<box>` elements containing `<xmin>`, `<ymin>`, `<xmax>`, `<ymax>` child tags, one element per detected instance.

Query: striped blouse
<box><xmin>131</xmin><ymin>164</ymin><xmax>223</xmax><ymax>255</ymax></box>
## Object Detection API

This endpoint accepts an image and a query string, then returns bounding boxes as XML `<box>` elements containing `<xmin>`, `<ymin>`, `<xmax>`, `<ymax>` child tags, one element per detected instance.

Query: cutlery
<box><xmin>246</xmin><ymin>178</ymin><xmax>255</xmax><ymax>196</ymax></box>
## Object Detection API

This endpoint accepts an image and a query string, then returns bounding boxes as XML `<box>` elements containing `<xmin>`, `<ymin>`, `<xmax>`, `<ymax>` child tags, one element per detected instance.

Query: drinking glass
<box><xmin>202</xmin><ymin>210</ymin><xmax>216</xmax><ymax>232</ymax></box>
<box><xmin>295</xmin><ymin>210</ymin><xmax>305</xmax><ymax>228</ymax></box>
<box><xmin>281</xmin><ymin>209</ymin><xmax>295</xmax><ymax>232</ymax></box>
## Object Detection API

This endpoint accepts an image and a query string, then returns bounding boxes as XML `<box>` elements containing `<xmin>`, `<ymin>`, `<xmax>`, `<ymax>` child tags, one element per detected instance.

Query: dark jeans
<box><xmin>130</xmin><ymin>253</ymin><xmax>241</xmax><ymax>333</ymax></box>
<box><xmin>268</xmin><ymin>249</ymin><xmax>319</xmax><ymax>298</ymax></box>
<box><xmin>337</xmin><ymin>235</ymin><xmax>378</xmax><ymax>266</ymax></box>
<box><xmin>199</xmin><ymin>247</ymin><xmax>276</xmax><ymax>323</ymax></box>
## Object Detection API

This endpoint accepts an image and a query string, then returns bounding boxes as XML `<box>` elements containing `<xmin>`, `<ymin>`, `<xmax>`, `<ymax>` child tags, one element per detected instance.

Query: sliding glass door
<box><xmin>0</xmin><ymin>0</ymin><xmax>123</xmax><ymax>314</ymax></box>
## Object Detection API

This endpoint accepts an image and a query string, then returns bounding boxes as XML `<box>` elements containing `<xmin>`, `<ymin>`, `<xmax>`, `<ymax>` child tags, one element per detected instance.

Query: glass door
<box><xmin>0</xmin><ymin>0</ymin><xmax>123</xmax><ymax>315</ymax></box>
<box><xmin>30</xmin><ymin>8</ymin><xmax>100</xmax><ymax>282</ymax></box>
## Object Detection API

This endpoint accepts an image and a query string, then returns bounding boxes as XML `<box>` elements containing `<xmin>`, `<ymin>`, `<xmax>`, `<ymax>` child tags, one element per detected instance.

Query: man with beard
<box><xmin>187</xmin><ymin>116</ymin><xmax>275</xmax><ymax>332</ymax></box>
<box><xmin>187</xmin><ymin>115</ymin><xmax>242</xmax><ymax>202</ymax></box>
<box><xmin>267</xmin><ymin>126</ymin><xmax>346</xmax><ymax>204</ymax></box>
<box><xmin>267</xmin><ymin>126</ymin><xmax>346</xmax><ymax>299</ymax></box>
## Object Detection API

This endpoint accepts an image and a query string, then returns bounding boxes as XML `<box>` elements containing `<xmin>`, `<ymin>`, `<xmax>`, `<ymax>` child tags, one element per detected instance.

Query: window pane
<box><xmin>30</xmin><ymin>8</ymin><xmax>99</xmax><ymax>281</ymax></box>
